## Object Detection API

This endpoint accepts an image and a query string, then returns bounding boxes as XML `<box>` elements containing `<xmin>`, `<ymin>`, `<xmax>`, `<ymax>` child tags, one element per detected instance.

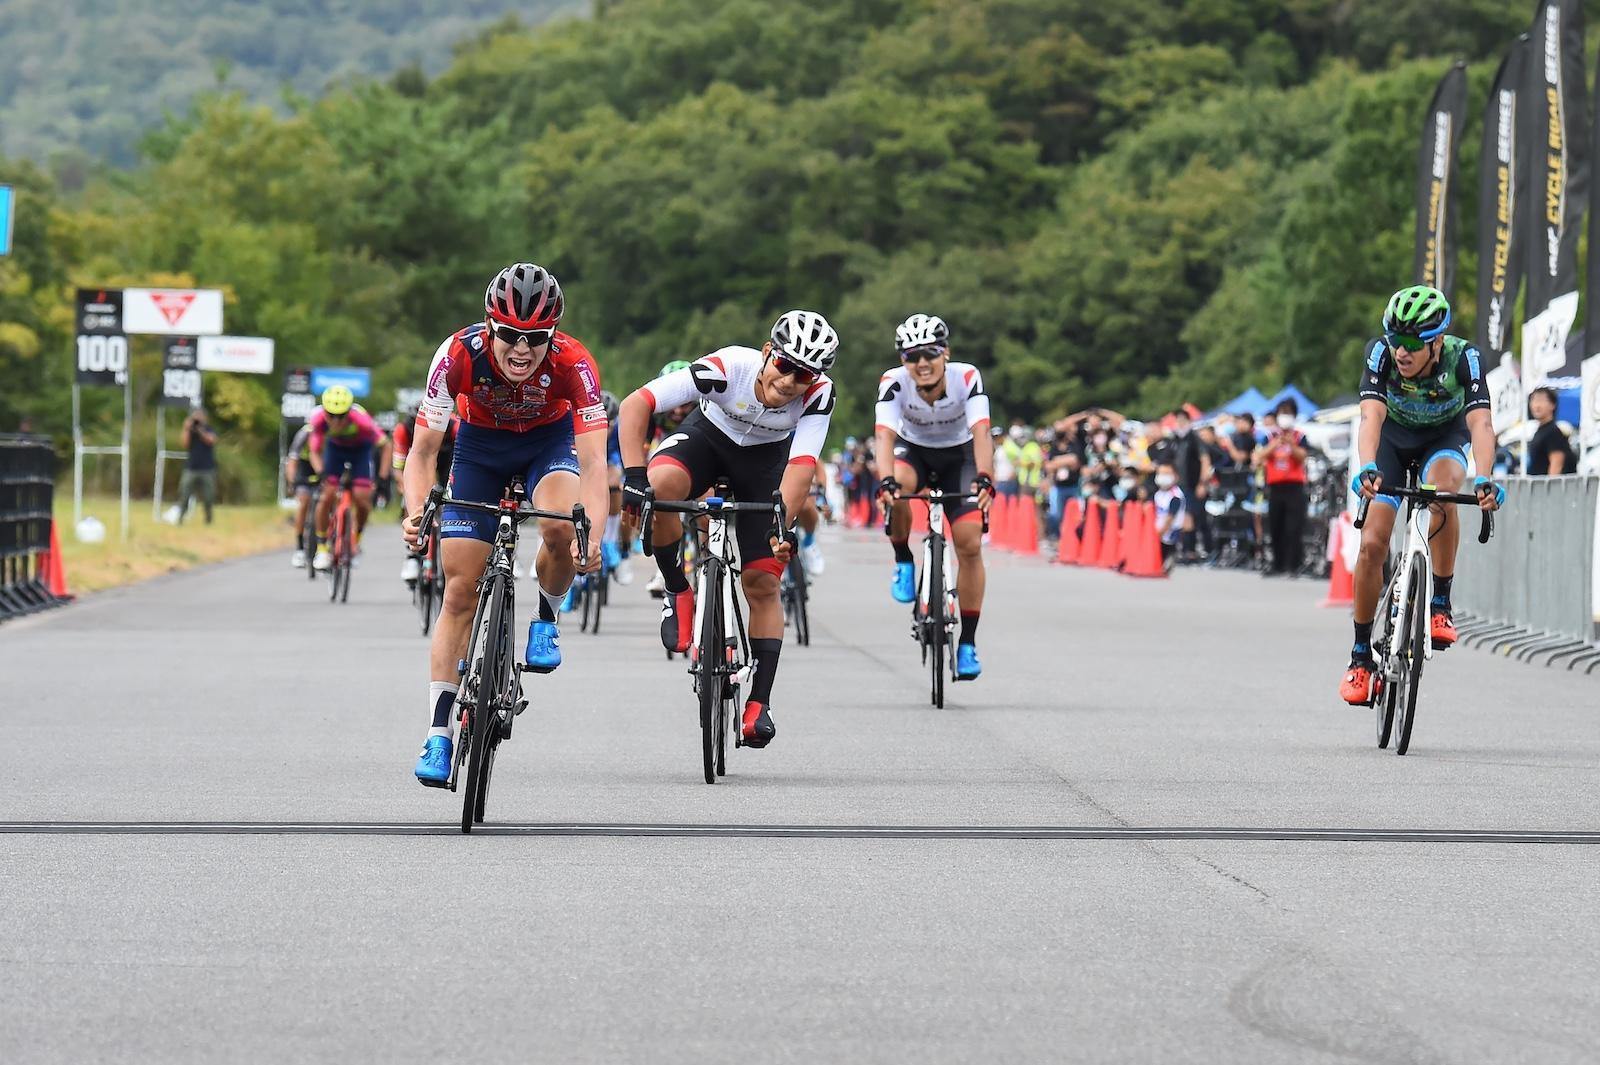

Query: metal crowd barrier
<box><xmin>1451</xmin><ymin>475</ymin><xmax>1600</xmax><ymax>672</ymax></box>
<box><xmin>0</xmin><ymin>433</ymin><xmax>67</xmax><ymax>623</ymax></box>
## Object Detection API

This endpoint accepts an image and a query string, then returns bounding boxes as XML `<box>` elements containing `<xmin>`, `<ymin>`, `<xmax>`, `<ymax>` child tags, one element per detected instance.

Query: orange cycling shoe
<box><xmin>1340</xmin><ymin>659</ymin><xmax>1375</xmax><ymax>705</ymax></box>
<box><xmin>1429</xmin><ymin>608</ymin><xmax>1457</xmax><ymax>649</ymax></box>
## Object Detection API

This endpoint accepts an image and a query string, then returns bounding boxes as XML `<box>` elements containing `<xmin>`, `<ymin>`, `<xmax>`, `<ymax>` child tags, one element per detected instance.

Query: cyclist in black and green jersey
<box><xmin>1340</xmin><ymin>285</ymin><xmax>1504</xmax><ymax>704</ymax></box>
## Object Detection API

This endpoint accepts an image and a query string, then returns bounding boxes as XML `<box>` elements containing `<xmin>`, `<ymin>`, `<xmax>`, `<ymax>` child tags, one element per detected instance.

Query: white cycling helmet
<box><xmin>769</xmin><ymin>309</ymin><xmax>839</xmax><ymax>372</ymax></box>
<box><xmin>895</xmin><ymin>313</ymin><xmax>949</xmax><ymax>353</ymax></box>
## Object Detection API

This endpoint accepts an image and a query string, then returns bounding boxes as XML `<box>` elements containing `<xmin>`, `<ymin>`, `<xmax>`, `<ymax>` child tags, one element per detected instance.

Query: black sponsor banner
<box><xmin>1477</xmin><ymin>37</ymin><xmax>1530</xmax><ymax>359</ymax></box>
<box><xmin>161</xmin><ymin>337</ymin><xmax>202</xmax><ymax>408</ymax></box>
<box><xmin>1523</xmin><ymin>0</ymin><xmax>1589</xmax><ymax>379</ymax></box>
<box><xmin>1413</xmin><ymin>63</ymin><xmax>1468</xmax><ymax>295</ymax></box>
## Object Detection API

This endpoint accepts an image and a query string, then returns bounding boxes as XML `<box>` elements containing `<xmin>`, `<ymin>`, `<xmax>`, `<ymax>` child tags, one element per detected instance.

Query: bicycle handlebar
<box><xmin>639</xmin><ymin>489</ymin><xmax>786</xmax><ymax>559</ymax></box>
<box><xmin>416</xmin><ymin>483</ymin><xmax>592</xmax><ymax>568</ymax></box>
<box><xmin>1353</xmin><ymin>487</ymin><xmax>1494</xmax><ymax>545</ymax></box>
<box><xmin>881</xmin><ymin>489</ymin><xmax>991</xmax><ymax>536</ymax></box>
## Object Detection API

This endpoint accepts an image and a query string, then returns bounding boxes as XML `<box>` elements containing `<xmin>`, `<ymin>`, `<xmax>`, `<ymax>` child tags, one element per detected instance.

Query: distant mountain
<box><xmin>0</xmin><ymin>0</ymin><xmax>582</xmax><ymax>167</ymax></box>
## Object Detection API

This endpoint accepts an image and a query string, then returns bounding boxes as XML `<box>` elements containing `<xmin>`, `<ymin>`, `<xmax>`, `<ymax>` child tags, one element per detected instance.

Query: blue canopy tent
<box><xmin>1265</xmin><ymin>384</ymin><xmax>1319</xmax><ymax>418</ymax></box>
<box><xmin>1216</xmin><ymin>387</ymin><xmax>1271</xmax><ymax>417</ymax></box>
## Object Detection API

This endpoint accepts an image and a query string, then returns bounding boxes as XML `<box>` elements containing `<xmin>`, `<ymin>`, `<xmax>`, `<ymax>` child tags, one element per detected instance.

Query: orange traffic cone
<box><xmin>1078</xmin><ymin>497</ymin><xmax>1102</xmax><ymax>564</ymax></box>
<box><xmin>1124</xmin><ymin>502</ymin><xmax>1166</xmax><ymax>578</ymax></box>
<box><xmin>1096</xmin><ymin>500</ymin><xmax>1122</xmax><ymax>569</ymax></box>
<box><xmin>1055</xmin><ymin>497</ymin><xmax>1082</xmax><ymax>564</ymax></box>
<box><xmin>1016</xmin><ymin>495</ymin><xmax>1039</xmax><ymax>556</ymax></box>
<box><xmin>38</xmin><ymin>520</ymin><xmax>72</xmax><ymax>599</ymax></box>
<box><xmin>1116</xmin><ymin>502</ymin><xmax>1143</xmax><ymax>572</ymax></box>
<box><xmin>1319</xmin><ymin>514</ymin><xmax>1355</xmax><ymax>608</ymax></box>
<box><xmin>989</xmin><ymin>494</ymin><xmax>1010</xmax><ymax>550</ymax></box>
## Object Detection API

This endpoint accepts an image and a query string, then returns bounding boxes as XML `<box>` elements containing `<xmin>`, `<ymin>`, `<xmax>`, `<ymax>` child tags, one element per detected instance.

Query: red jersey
<box><xmin>419</xmin><ymin>323</ymin><xmax>607</xmax><ymax>436</ymax></box>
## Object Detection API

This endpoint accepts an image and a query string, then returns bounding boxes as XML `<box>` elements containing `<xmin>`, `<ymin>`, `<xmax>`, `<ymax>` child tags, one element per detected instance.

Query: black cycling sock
<box><xmin>959</xmin><ymin>611</ymin><xmax>980</xmax><ymax>646</ymax></box>
<box><xmin>656</xmin><ymin>540</ymin><xmax>690</xmax><ymax>594</ymax></box>
<box><xmin>1431</xmin><ymin>574</ymin><xmax>1452</xmax><ymax>608</ymax></box>
<box><xmin>892</xmin><ymin>540</ymin><xmax>914</xmax><ymax>564</ymax></box>
<box><xmin>1352</xmin><ymin>620</ymin><xmax>1373</xmax><ymax>659</ymax></box>
<box><xmin>537</xmin><ymin>586</ymin><xmax>561</xmax><ymax>623</ymax></box>
<box><xmin>749</xmin><ymin>638</ymin><xmax>782</xmax><ymax>706</ymax></box>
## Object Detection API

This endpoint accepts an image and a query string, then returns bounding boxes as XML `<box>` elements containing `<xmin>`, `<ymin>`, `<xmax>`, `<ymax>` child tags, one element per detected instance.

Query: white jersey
<box><xmin>874</xmin><ymin>361</ymin><xmax>991</xmax><ymax>449</ymax></box>
<box><xmin>642</xmin><ymin>345</ymin><xmax>835</xmax><ymax>464</ymax></box>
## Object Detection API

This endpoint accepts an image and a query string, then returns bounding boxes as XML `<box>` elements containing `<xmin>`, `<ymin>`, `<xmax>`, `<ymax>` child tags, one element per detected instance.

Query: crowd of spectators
<box><xmin>829</xmin><ymin>398</ymin><xmax>1327</xmax><ymax>576</ymax></box>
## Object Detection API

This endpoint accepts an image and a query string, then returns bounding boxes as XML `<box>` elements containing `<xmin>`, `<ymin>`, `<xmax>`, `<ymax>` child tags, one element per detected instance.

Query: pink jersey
<box><xmin>308</xmin><ymin>404</ymin><xmax>385</xmax><ymax>453</ymax></box>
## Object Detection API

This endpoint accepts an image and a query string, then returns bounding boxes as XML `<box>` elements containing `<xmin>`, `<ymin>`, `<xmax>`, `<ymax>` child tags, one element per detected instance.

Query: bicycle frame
<box><xmin>883</xmin><ymin>486</ymin><xmax>987</xmax><ymax>707</ymax></box>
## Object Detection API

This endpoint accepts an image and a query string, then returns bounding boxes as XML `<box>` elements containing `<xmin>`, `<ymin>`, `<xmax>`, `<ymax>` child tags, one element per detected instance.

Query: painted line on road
<box><xmin>1</xmin><ymin>822</ymin><xmax>1596</xmax><ymax>844</ymax></box>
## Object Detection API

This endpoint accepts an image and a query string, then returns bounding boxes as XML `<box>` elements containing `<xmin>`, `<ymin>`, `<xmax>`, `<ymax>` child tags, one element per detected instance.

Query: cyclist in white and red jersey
<box><xmin>393</xmin><ymin>399</ymin><xmax>458</xmax><ymax>586</ymax></box>
<box><xmin>873</xmin><ymin>313</ymin><xmax>994</xmax><ymax>680</ymax></box>
<box><xmin>617</xmin><ymin>310</ymin><xmax>839</xmax><ymax>749</ymax></box>
<box><xmin>307</xmin><ymin>388</ymin><xmax>391</xmax><ymax>571</ymax></box>
<box><xmin>400</xmin><ymin>263</ymin><xmax>608</xmax><ymax>785</ymax></box>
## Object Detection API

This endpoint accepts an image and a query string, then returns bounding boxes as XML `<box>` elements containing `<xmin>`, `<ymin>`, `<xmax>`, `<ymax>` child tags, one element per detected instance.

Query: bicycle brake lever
<box><xmin>572</xmin><ymin>504</ymin><xmax>590</xmax><ymax>568</ymax></box>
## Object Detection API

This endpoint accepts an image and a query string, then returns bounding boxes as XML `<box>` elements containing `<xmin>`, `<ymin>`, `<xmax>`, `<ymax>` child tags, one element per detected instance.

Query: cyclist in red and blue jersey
<box><xmin>394</xmin><ymin>398</ymin><xmax>458</xmax><ymax>587</ymax></box>
<box><xmin>308</xmin><ymin>387</ymin><xmax>390</xmax><ymax>571</ymax></box>
<box><xmin>400</xmin><ymin>263</ymin><xmax>609</xmax><ymax>785</ymax></box>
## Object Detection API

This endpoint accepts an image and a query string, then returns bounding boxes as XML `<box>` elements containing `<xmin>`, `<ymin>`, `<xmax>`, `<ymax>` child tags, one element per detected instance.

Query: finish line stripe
<box><xmin>1</xmin><ymin>823</ymin><xmax>1596</xmax><ymax>843</ymax></box>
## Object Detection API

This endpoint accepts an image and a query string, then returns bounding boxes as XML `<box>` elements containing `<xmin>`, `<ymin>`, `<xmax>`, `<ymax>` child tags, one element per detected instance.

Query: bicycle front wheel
<box><xmin>1395</xmin><ymin>564</ymin><xmax>1427</xmax><ymax>756</ymax></box>
<box><xmin>698</xmin><ymin>565</ymin><xmax>724</xmax><ymax>784</ymax></box>
<box><xmin>462</xmin><ymin>574</ymin><xmax>509</xmax><ymax>831</ymax></box>
<box><xmin>927</xmin><ymin>537</ymin><xmax>945</xmax><ymax>708</ymax></box>
<box><xmin>787</xmin><ymin>553</ymin><xmax>810</xmax><ymax>646</ymax></box>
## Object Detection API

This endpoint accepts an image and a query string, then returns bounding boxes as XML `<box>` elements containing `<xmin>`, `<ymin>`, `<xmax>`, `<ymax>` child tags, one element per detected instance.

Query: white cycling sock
<box><xmin>605</xmin><ymin>513</ymin><xmax>621</xmax><ymax>543</ymax></box>
<box><xmin>538</xmin><ymin>584</ymin><xmax>565</xmax><ymax>622</ymax></box>
<box><xmin>428</xmin><ymin>681</ymin><xmax>458</xmax><ymax>737</ymax></box>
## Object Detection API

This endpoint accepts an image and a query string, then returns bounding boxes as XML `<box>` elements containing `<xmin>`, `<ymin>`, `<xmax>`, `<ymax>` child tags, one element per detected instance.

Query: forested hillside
<box><xmin>0</xmin><ymin>0</ymin><xmax>579</xmax><ymax>168</ymax></box>
<box><xmin>0</xmin><ymin>0</ymin><xmax>1573</xmax><ymax>495</ymax></box>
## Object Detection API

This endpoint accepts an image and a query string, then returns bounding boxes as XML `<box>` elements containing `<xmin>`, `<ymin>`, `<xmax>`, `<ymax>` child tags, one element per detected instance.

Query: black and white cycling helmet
<box><xmin>769</xmin><ymin>309</ymin><xmax>839</xmax><ymax>373</ymax></box>
<box><xmin>599</xmin><ymin>390</ymin><xmax>620</xmax><ymax>422</ymax></box>
<box><xmin>895</xmin><ymin>313</ymin><xmax>949</xmax><ymax>353</ymax></box>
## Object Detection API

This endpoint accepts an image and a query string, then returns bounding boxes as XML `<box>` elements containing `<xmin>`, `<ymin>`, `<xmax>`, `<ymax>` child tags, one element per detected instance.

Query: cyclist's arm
<box><xmin>1465</xmin><ymin>408</ymin><xmax>1495</xmax><ymax>481</ymax></box>
<box><xmin>1356</xmin><ymin>399</ymin><xmax>1386</xmax><ymax>471</ymax></box>
<box><xmin>618</xmin><ymin>390</ymin><xmax>655</xmax><ymax>468</ymax></box>
<box><xmin>873</xmin><ymin>371</ymin><xmax>902</xmax><ymax>484</ymax></box>
<box><xmin>402</xmin><ymin>423</ymin><xmax>444</xmax><ymax>525</ymax></box>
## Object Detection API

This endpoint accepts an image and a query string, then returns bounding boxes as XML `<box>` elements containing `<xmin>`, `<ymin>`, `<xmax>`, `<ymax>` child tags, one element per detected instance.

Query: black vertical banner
<box><xmin>1414</xmin><ymin>63</ymin><xmax>1468</xmax><ymax>296</ymax></box>
<box><xmin>1478</xmin><ymin>38</ymin><xmax>1530</xmax><ymax>359</ymax></box>
<box><xmin>1523</xmin><ymin>0</ymin><xmax>1589</xmax><ymax>381</ymax></box>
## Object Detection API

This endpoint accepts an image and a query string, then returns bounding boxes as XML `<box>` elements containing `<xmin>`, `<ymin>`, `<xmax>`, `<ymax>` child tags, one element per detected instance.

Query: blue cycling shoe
<box><xmin>601</xmin><ymin>540</ymin><xmax>622</xmax><ymax>572</ymax></box>
<box><xmin>414</xmin><ymin>735</ymin><xmax>452</xmax><ymax>785</ymax></box>
<box><xmin>890</xmin><ymin>561</ymin><xmax>916</xmax><ymax>604</ymax></box>
<box><xmin>525</xmin><ymin>619</ymin><xmax>562</xmax><ymax>673</ymax></box>
<box><xmin>955</xmin><ymin>643</ymin><xmax>982</xmax><ymax>680</ymax></box>
<box><xmin>560</xmin><ymin>584</ymin><xmax>579</xmax><ymax>613</ymax></box>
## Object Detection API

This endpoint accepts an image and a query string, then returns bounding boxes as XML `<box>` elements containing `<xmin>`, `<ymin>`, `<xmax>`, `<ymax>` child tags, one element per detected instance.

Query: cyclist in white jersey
<box><xmin>618</xmin><ymin>310</ymin><xmax>839</xmax><ymax>748</ymax></box>
<box><xmin>873</xmin><ymin>313</ymin><xmax>994</xmax><ymax>680</ymax></box>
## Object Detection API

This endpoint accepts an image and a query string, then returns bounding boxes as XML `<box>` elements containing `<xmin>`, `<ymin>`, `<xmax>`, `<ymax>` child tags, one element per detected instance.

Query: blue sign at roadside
<box><xmin>309</xmin><ymin>366</ymin><xmax>371</xmax><ymax>397</ymax></box>
<box><xmin>0</xmin><ymin>185</ymin><xmax>14</xmax><ymax>257</ymax></box>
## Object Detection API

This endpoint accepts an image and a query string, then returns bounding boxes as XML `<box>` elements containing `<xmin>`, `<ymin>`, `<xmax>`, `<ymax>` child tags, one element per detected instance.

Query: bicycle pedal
<box><xmin>513</xmin><ymin>698</ymin><xmax>529</xmax><ymax>716</ymax></box>
<box><xmin>416</xmin><ymin>777</ymin><xmax>451</xmax><ymax>790</ymax></box>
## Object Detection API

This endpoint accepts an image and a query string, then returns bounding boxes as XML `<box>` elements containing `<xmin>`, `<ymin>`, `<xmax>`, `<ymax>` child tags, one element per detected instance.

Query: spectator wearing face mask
<box><xmin>1525</xmin><ymin>386</ymin><xmax>1575</xmax><ymax>476</ymax></box>
<box><xmin>1044</xmin><ymin>419</ymin><xmax>1084</xmax><ymax>534</ymax></box>
<box><xmin>1225</xmin><ymin>413</ymin><xmax>1260</xmax><ymax>465</ymax></box>
<box><xmin>992</xmin><ymin>425</ymin><xmax>1018</xmax><ymax>497</ymax></box>
<box><xmin>1152</xmin><ymin>462</ymin><xmax>1186</xmax><ymax>571</ymax></box>
<box><xmin>1161</xmin><ymin>409</ymin><xmax>1211</xmax><ymax>561</ymax></box>
<box><xmin>1253</xmin><ymin>398</ymin><xmax>1309</xmax><ymax>576</ymax></box>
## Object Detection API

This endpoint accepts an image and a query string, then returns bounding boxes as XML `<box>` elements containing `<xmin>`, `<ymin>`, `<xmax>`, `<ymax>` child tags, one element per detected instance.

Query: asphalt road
<box><xmin>2</xmin><ymin>523</ymin><xmax>1597</xmax><ymax>1064</ymax></box>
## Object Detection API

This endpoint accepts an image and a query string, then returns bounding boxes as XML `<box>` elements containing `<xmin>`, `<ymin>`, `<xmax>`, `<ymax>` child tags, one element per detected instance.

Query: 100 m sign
<box><xmin>75</xmin><ymin>334</ymin><xmax>129</xmax><ymax>385</ymax></box>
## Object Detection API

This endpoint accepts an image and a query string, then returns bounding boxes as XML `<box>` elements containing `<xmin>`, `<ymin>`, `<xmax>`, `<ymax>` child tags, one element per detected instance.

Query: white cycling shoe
<box><xmin>312</xmin><ymin>549</ymin><xmax>332</xmax><ymax>572</ymax></box>
<box><xmin>400</xmin><ymin>556</ymin><xmax>421</xmax><ymax>582</ymax></box>
<box><xmin>801</xmin><ymin>541</ymin><xmax>825</xmax><ymax>577</ymax></box>
<box><xmin>291</xmin><ymin>549</ymin><xmax>307</xmax><ymax>569</ymax></box>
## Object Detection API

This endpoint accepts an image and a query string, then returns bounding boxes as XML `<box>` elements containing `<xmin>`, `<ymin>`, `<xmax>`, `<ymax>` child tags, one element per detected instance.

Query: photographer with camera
<box><xmin>177</xmin><ymin>406</ymin><xmax>219</xmax><ymax>525</ymax></box>
<box><xmin>1253</xmin><ymin>397</ymin><xmax>1308</xmax><ymax>576</ymax></box>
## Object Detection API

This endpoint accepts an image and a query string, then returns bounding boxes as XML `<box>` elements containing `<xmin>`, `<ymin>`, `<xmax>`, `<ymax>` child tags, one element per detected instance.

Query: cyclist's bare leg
<box><xmin>532</xmin><ymin>470</ymin><xmax>580</xmax><ymax>601</ymax></box>
<box><xmin>313</xmin><ymin>482</ymin><xmax>336</xmax><ymax>539</ymax></box>
<box><xmin>608</xmin><ymin>465</ymin><xmax>622</xmax><ymax>516</ymax></box>
<box><xmin>742</xmin><ymin>568</ymin><xmax>782</xmax><ymax>639</ymax></box>
<box><xmin>953</xmin><ymin>517</ymin><xmax>985</xmax><ymax>614</ymax></box>
<box><xmin>887</xmin><ymin>460</ymin><xmax>921</xmax><ymax>542</ymax></box>
<box><xmin>646</xmin><ymin>464</ymin><xmax>692</xmax><ymax>560</ymax></box>
<box><xmin>293</xmin><ymin>488</ymin><xmax>311</xmax><ymax>539</ymax></box>
<box><xmin>1424</xmin><ymin>459</ymin><xmax>1465</xmax><ymax>577</ymax></box>
<box><xmin>1352</xmin><ymin>501</ymin><xmax>1397</xmax><ymax>625</ymax></box>
<box><xmin>352</xmin><ymin>486</ymin><xmax>375</xmax><ymax>537</ymax></box>
<box><xmin>798</xmin><ymin>496</ymin><xmax>819</xmax><ymax>535</ymax></box>
<box><xmin>432</xmin><ymin>537</ymin><xmax>493</xmax><ymax>681</ymax></box>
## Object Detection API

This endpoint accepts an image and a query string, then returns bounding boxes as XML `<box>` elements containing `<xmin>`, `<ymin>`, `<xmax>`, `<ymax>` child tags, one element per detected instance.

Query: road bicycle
<box><xmin>1353</xmin><ymin>468</ymin><xmax>1493</xmax><ymax>755</ymax></box>
<box><xmin>327</xmin><ymin>464</ymin><xmax>356</xmax><ymax>604</ymax></box>
<box><xmin>416</xmin><ymin>479</ymin><xmax>590</xmax><ymax>832</ymax></box>
<box><xmin>572</xmin><ymin>545</ymin><xmax>611</xmax><ymax>634</ymax></box>
<box><xmin>300</xmin><ymin>475</ymin><xmax>320</xmax><ymax>582</ymax></box>
<box><xmin>780</xmin><ymin>546</ymin><xmax>809</xmax><ymax>646</ymax></box>
<box><xmin>641</xmin><ymin>486</ymin><xmax>785</xmax><ymax>784</ymax></box>
<box><xmin>884</xmin><ymin>481</ymin><xmax>987</xmax><ymax>709</ymax></box>
<box><xmin>413</xmin><ymin>512</ymin><xmax>444</xmax><ymax>636</ymax></box>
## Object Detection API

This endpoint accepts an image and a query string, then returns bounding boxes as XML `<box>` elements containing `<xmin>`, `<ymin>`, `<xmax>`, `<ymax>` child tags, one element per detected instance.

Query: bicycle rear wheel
<box><xmin>927</xmin><ymin>536</ymin><xmax>945</xmax><ymax>708</ymax></box>
<box><xmin>462</xmin><ymin>575</ymin><xmax>509</xmax><ymax>831</ymax></box>
<box><xmin>1375</xmin><ymin>578</ymin><xmax>1398</xmax><ymax>748</ymax></box>
<box><xmin>787</xmin><ymin>552</ymin><xmax>810</xmax><ymax>646</ymax></box>
<box><xmin>1395</xmin><ymin>565</ymin><xmax>1427</xmax><ymax>755</ymax></box>
<box><xmin>698</xmin><ymin>565</ymin><xmax>723</xmax><ymax>784</ymax></box>
<box><xmin>338</xmin><ymin>516</ymin><xmax>354</xmax><ymax>602</ymax></box>
<box><xmin>303</xmin><ymin>517</ymin><xmax>318</xmax><ymax>582</ymax></box>
<box><xmin>328</xmin><ymin>511</ymin><xmax>345</xmax><ymax>602</ymax></box>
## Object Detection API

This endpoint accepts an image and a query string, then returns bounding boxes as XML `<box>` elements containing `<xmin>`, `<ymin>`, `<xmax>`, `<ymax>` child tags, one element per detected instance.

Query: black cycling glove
<box><xmin>622</xmin><ymin>466</ymin><xmax>651</xmax><ymax>518</ymax></box>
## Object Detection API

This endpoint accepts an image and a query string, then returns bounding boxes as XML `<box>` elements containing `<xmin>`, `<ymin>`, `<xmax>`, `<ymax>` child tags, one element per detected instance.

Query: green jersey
<box><xmin>1358</xmin><ymin>335</ymin><xmax>1490</xmax><ymax>429</ymax></box>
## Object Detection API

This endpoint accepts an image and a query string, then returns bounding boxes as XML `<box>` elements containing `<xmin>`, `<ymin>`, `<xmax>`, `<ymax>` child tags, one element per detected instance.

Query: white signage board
<box><xmin>1486</xmin><ymin>354</ymin><xmax>1522</xmax><ymax>434</ymax></box>
<box><xmin>123</xmin><ymin>287</ymin><xmax>224</xmax><ymax>336</ymax></box>
<box><xmin>197</xmin><ymin>335</ymin><xmax>274</xmax><ymax>374</ymax></box>
<box><xmin>1582</xmin><ymin>354</ymin><xmax>1600</xmax><ymax>450</ymax></box>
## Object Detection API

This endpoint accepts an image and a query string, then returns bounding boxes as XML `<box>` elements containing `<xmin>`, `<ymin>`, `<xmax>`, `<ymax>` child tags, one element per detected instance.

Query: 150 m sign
<box><xmin>75</xmin><ymin>334</ymin><xmax>129</xmax><ymax>386</ymax></box>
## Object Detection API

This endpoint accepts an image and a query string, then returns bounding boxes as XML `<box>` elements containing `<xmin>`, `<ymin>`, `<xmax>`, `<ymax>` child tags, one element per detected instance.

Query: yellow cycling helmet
<box><xmin>321</xmin><ymin>385</ymin><xmax>354</xmax><ymax>415</ymax></box>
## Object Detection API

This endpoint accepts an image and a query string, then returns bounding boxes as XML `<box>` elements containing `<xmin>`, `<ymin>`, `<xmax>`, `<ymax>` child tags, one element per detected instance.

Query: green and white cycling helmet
<box><xmin>1381</xmin><ymin>285</ymin><xmax>1451</xmax><ymax>343</ymax></box>
<box><xmin>658</xmin><ymin>359</ymin><xmax>692</xmax><ymax>378</ymax></box>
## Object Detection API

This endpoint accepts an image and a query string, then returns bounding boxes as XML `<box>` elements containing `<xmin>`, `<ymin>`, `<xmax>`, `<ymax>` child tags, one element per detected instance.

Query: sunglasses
<box><xmin>1385</xmin><ymin>332</ymin><xmax>1428</xmax><ymax>352</ymax></box>
<box><xmin>492</xmin><ymin>323</ymin><xmax>554</xmax><ymax>348</ymax></box>
<box><xmin>900</xmin><ymin>346</ymin><xmax>947</xmax><ymax>364</ymax></box>
<box><xmin>768</xmin><ymin>353</ymin><xmax>819</xmax><ymax>384</ymax></box>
